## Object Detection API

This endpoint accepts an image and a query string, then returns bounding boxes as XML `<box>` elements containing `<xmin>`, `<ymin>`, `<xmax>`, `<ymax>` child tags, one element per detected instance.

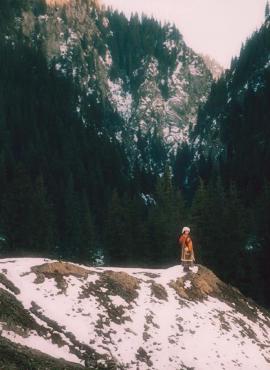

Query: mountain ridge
<box><xmin>14</xmin><ymin>0</ymin><xmax>213</xmax><ymax>154</ymax></box>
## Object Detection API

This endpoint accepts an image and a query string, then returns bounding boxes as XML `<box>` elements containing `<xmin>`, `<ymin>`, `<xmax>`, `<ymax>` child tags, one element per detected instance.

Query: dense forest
<box><xmin>188</xmin><ymin>13</ymin><xmax>270</xmax><ymax>307</ymax></box>
<box><xmin>0</xmin><ymin>0</ymin><xmax>269</xmax><ymax>309</ymax></box>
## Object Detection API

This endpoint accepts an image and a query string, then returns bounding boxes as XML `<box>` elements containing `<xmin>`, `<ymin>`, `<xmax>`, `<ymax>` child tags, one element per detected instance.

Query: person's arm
<box><xmin>186</xmin><ymin>237</ymin><xmax>193</xmax><ymax>252</ymax></box>
<box><xmin>179</xmin><ymin>235</ymin><xmax>184</xmax><ymax>245</ymax></box>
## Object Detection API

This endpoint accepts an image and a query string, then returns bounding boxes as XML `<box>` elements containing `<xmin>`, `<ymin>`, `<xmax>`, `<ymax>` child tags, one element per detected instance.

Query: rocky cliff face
<box><xmin>200</xmin><ymin>54</ymin><xmax>224</xmax><ymax>80</ymax></box>
<box><xmin>0</xmin><ymin>258</ymin><xmax>270</xmax><ymax>369</ymax></box>
<box><xmin>13</xmin><ymin>0</ymin><xmax>213</xmax><ymax>157</ymax></box>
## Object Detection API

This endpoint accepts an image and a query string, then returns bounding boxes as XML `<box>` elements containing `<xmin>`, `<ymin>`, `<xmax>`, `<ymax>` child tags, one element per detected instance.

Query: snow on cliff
<box><xmin>0</xmin><ymin>258</ymin><xmax>269</xmax><ymax>369</ymax></box>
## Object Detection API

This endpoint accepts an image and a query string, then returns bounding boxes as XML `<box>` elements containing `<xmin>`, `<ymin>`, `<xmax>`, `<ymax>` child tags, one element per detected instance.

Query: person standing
<box><xmin>179</xmin><ymin>226</ymin><xmax>195</xmax><ymax>271</ymax></box>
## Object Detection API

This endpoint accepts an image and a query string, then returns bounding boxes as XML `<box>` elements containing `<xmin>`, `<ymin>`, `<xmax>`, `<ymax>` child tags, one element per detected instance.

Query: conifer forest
<box><xmin>0</xmin><ymin>0</ymin><xmax>270</xmax><ymax>309</ymax></box>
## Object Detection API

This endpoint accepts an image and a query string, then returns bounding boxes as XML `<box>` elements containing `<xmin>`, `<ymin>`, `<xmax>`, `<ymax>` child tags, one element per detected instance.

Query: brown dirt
<box><xmin>100</xmin><ymin>270</ymin><xmax>140</xmax><ymax>303</ymax></box>
<box><xmin>150</xmin><ymin>281</ymin><xmax>168</xmax><ymax>301</ymax></box>
<box><xmin>143</xmin><ymin>329</ymin><xmax>151</xmax><ymax>342</ymax></box>
<box><xmin>136</xmin><ymin>347</ymin><xmax>153</xmax><ymax>367</ymax></box>
<box><xmin>145</xmin><ymin>312</ymin><xmax>160</xmax><ymax>329</ymax></box>
<box><xmin>169</xmin><ymin>265</ymin><xmax>227</xmax><ymax>301</ymax></box>
<box><xmin>140</xmin><ymin>272</ymin><xmax>161</xmax><ymax>279</ymax></box>
<box><xmin>191</xmin><ymin>265</ymin><xmax>225</xmax><ymax>296</ymax></box>
<box><xmin>169</xmin><ymin>265</ymin><xmax>270</xmax><ymax>327</ymax></box>
<box><xmin>80</xmin><ymin>271</ymin><xmax>137</xmax><ymax>326</ymax></box>
<box><xmin>31</xmin><ymin>261</ymin><xmax>90</xmax><ymax>278</ymax></box>
<box><xmin>0</xmin><ymin>336</ymin><xmax>85</xmax><ymax>370</ymax></box>
<box><xmin>214</xmin><ymin>310</ymin><xmax>232</xmax><ymax>332</ymax></box>
<box><xmin>30</xmin><ymin>301</ymin><xmax>121</xmax><ymax>368</ymax></box>
<box><xmin>0</xmin><ymin>273</ymin><xmax>20</xmax><ymax>295</ymax></box>
<box><xmin>0</xmin><ymin>288</ymin><xmax>47</xmax><ymax>337</ymax></box>
<box><xmin>169</xmin><ymin>279</ymin><xmax>189</xmax><ymax>300</ymax></box>
<box><xmin>0</xmin><ymin>288</ymin><xmax>118</xmax><ymax>369</ymax></box>
<box><xmin>232</xmin><ymin>316</ymin><xmax>259</xmax><ymax>341</ymax></box>
<box><xmin>30</xmin><ymin>261</ymin><xmax>93</xmax><ymax>294</ymax></box>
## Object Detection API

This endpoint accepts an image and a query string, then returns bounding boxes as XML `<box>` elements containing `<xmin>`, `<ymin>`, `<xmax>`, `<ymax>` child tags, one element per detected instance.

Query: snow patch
<box><xmin>107</xmin><ymin>78</ymin><xmax>133</xmax><ymax>122</ymax></box>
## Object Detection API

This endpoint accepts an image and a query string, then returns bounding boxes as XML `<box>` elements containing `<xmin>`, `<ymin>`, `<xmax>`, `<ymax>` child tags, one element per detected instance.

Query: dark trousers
<box><xmin>182</xmin><ymin>260</ymin><xmax>193</xmax><ymax>271</ymax></box>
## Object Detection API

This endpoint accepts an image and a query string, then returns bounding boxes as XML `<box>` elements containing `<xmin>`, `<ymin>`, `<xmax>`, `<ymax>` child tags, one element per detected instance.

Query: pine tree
<box><xmin>0</xmin><ymin>0</ymin><xmax>28</xmax><ymax>32</ymax></box>
<box><xmin>265</xmin><ymin>1</ymin><xmax>270</xmax><ymax>18</ymax></box>
<box><xmin>79</xmin><ymin>191</ymin><xmax>96</xmax><ymax>263</ymax></box>
<box><xmin>148</xmin><ymin>166</ymin><xmax>186</xmax><ymax>266</ymax></box>
<box><xmin>61</xmin><ymin>174</ymin><xmax>81</xmax><ymax>260</ymax></box>
<box><xmin>31</xmin><ymin>175</ymin><xmax>55</xmax><ymax>256</ymax></box>
<box><xmin>127</xmin><ymin>195</ymin><xmax>149</xmax><ymax>265</ymax></box>
<box><xmin>206</xmin><ymin>177</ymin><xmax>227</xmax><ymax>271</ymax></box>
<box><xmin>105</xmin><ymin>190</ymin><xmax>129</xmax><ymax>265</ymax></box>
<box><xmin>190</xmin><ymin>178</ymin><xmax>209</xmax><ymax>264</ymax></box>
<box><xmin>0</xmin><ymin>155</ymin><xmax>8</xmax><ymax>208</ymax></box>
<box><xmin>172</xmin><ymin>143</ymin><xmax>192</xmax><ymax>193</ymax></box>
<box><xmin>254</xmin><ymin>182</ymin><xmax>270</xmax><ymax>306</ymax></box>
<box><xmin>1</xmin><ymin>164</ymin><xmax>34</xmax><ymax>254</ymax></box>
<box><xmin>0</xmin><ymin>155</ymin><xmax>8</xmax><ymax>254</ymax></box>
<box><xmin>221</xmin><ymin>182</ymin><xmax>249</xmax><ymax>285</ymax></box>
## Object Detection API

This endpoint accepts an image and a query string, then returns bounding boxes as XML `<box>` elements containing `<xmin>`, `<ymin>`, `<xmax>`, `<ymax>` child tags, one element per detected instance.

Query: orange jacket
<box><xmin>179</xmin><ymin>234</ymin><xmax>193</xmax><ymax>252</ymax></box>
<box><xmin>179</xmin><ymin>234</ymin><xmax>194</xmax><ymax>262</ymax></box>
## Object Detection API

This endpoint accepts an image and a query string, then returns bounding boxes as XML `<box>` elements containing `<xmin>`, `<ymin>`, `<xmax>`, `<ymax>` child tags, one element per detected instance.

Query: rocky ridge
<box><xmin>13</xmin><ymin>0</ymin><xmax>213</xmax><ymax>155</ymax></box>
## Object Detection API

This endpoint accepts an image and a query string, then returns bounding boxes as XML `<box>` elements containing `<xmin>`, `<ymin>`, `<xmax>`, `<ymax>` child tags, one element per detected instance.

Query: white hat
<box><xmin>182</xmin><ymin>226</ymin><xmax>190</xmax><ymax>233</ymax></box>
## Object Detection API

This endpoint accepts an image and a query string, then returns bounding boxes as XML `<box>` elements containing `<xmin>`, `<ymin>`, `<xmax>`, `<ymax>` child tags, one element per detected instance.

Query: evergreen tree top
<box><xmin>265</xmin><ymin>0</ymin><xmax>270</xmax><ymax>19</ymax></box>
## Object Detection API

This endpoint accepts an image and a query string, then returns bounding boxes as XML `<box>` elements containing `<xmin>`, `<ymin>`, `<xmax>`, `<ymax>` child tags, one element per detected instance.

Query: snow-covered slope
<box><xmin>0</xmin><ymin>258</ymin><xmax>269</xmax><ymax>369</ymax></box>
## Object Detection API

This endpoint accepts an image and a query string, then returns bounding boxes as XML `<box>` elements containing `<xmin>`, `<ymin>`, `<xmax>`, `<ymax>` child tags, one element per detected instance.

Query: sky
<box><xmin>102</xmin><ymin>0</ymin><xmax>267</xmax><ymax>68</ymax></box>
